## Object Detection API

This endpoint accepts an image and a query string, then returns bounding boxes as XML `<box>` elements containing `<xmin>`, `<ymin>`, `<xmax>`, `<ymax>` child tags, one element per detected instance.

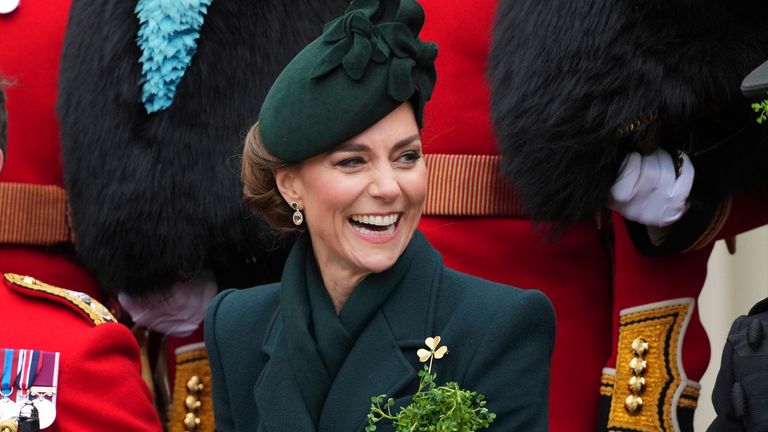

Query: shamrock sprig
<box><xmin>366</xmin><ymin>337</ymin><xmax>496</xmax><ymax>432</ymax></box>
<box><xmin>752</xmin><ymin>99</ymin><xmax>768</xmax><ymax>124</ymax></box>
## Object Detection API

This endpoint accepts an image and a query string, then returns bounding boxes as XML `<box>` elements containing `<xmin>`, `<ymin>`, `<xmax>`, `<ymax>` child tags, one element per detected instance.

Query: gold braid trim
<box><xmin>681</xmin><ymin>386</ymin><xmax>700</xmax><ymax>400</ymax></box>
<box><xmin>616</xmin><ymin>112</ymin><xmax>659</xmax><ymax>138</ymax></box>
<box><xmin>601</xmin><ymin>372</ymin><xmax>699</xmax><ymax>410</ymax></box>
<box><xmin>606</xmin><ymin>298</ymin><xmax>697</xmax><ymax>432</ymax></box>
<box><xmin>600</xmin><ymin>372</ymin><xmax>616</xmax><ymax>396</ymax></box>
<box><xmin>4</xmin><ymin>273</ymin><xmax>115</xmax><ymax>325</ymax></box>
<box><xmin>677</xmin><ymin>398</ymin><xmax>698</xmax><ymax>409</ymax></box>
<box><xmin>169</xmin><ymin>344</ymin><xmax>214</xmax><ymax>432</ymax></box>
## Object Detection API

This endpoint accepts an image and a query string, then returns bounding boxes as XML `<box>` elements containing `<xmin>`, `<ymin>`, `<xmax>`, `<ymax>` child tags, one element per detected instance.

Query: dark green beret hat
<box><xmin>259</xmin><ymin>0</ymin><xmax>438</xmax><ymax>162</ymax></box>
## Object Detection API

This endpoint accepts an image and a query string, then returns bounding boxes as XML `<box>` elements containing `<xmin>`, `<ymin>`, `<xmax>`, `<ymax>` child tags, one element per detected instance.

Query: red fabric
<box><xmin>419</xmin><ymin>0</ymin><xmax>497</xmax><ymax>156</ymax></box>
<box><xmin>0</xmin><ymin>6</ymin><xmax>159</xmax><ymax>429</ymax></box>
<box><xmin>609</xmin><ymin>191</ymin><xmax>768</xmax><ymax>382</ymax></box>
<box><xmin>0</xmin><ymin>1</ymin><xmax>98</xmax><ymax>297</ymax></box>
<box><xmin>417</xmin><ymin>2</ymin><xmax>768</xmax><ymax>429</ymax></box>
<box><xmin>610</xmin><ymin>213</ymin><xmax>713</xmax><ymax>380</ymax></box>
<box><xmin>0</xmin><ymin>0</ymin><xmax>100</xmax><ymax>292</ymax></box>
<box><xmin>0</xmin><ymin>247</ymin><xmax>99</xmax><ymax>298</ymax></box>
<box><xmin>717</xmin><ymin>186</ymin><xmax>768</xmax><ymax>241</ymax></box>
<box><xmin>0</xmin><ymin>2</ymin><xmax>69</xmax><ymax>186</ymax></box>
<box><xmin>418</xmin><ymin>1</ymin><xmax>615</xmax><ymax>430</ymax></box>
<box><xmin>0</xmin><ymin>277</ymin><xmax>162</xmax><ymax>431</ymax></box>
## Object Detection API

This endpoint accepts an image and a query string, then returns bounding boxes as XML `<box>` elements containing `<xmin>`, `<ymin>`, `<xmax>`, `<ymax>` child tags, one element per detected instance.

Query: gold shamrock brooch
<box><xmin>417</xmin><ymin>336</ymin><xmax>448</xmax><ymax>372</ymax></box>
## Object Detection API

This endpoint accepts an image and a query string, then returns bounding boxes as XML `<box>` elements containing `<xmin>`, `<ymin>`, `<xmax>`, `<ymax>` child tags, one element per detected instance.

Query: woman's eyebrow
<box><xmin>336</xmin><ymin>134</ymin><xmax>421</xmax><ymax>153</ymax></box>
<box><xmin>334</xmin><ymin>142</ymin><xmax>370</xmax><ymax>153</ymax></box>
<box><xmin>393</xmin><ymin>134</ymin><xmax>421</xmax><ymax>150</ymax></box>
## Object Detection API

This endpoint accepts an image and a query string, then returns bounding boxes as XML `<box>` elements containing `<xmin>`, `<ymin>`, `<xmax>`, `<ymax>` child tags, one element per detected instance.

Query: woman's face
<box><xmin>280</xmin><ymin>103</ymin><xmax>427</xmax><ymax>276</ymax></box>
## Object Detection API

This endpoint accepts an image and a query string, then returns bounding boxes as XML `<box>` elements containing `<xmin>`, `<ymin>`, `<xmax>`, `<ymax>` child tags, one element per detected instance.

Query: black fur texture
<box><xmin>489</xmin><ymin>0</ymin><xmax>768</xmax><ymax>226</ymax></box>
<box><xmin>58</xmin><ymin>0</ymin><xmax>348</xmax><ymax>297</ymax></box>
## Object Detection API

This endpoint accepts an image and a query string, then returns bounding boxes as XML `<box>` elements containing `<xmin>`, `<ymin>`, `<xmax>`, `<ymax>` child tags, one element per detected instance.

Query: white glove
<box><xmin>609</xmin><ymin>148</ymin><xmax>694</xmax><ymax>227</ymax></box>
<box><xmin>118</xmin><ymin>269</ymin><xmax>218</xmax><ymax>337</ymax></box>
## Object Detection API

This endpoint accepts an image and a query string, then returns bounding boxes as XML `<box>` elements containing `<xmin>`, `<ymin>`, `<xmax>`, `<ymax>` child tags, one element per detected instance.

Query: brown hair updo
<box><xmin>241</xmin><ymin>122</ymin><xmax>304</xmax><ymax>233</ymax></box>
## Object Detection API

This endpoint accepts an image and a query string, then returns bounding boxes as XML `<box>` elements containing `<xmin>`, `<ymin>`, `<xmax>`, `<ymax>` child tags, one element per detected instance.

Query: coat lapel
<box><xmin>253</xmin><ymin>233</ymin><xmax>444</xmax><ymax>432</ymax></box>
<box><xmin>318</xmin><ymin>238</ymin><xmax>444</xmax><ymax>432</ymax></box>
<box><xmin>253</xmin><ymin>313</ymin><xmax>316</xmax><ymax>432</ymax></box>
<box><xmin>317</xmin><ymin>312</ymin><xmax>418</xmax><ymax>432</ymax></box>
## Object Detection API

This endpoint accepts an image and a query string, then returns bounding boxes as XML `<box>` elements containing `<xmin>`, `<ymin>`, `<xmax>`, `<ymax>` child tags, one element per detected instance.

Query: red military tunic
<box><xmin>0</xmin><ymin>0</ymin><xmax>99</xmax><ymax>296</ymax></box>
<box><xmin>0</xmin><ymin>274</ymin><xmax>161</xmax><ymax>431</ymax></box>
<box><xmin>0</xmin><ymin>3</ymin><xmax>160</xmax><ymax>430</ymax></box>
<box><xmin>471</xmin><ymin>0</ymin><xmax>768</xmax><ymax>427</ymax></box>
<box><xmin>601</xmin><ymin>187</ymin><xmax>768</xmax><ymax>431</ymax></box>
<box><xmin>417</xmin><ymin>1</ymin><xmax>613</xmax><ymax>430</ymax></box>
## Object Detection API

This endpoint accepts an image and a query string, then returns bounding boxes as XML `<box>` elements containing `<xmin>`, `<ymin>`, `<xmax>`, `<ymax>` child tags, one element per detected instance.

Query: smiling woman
<box><xmin>245</xmin><ymin>103</ymin><xmax>426</xmax><ymax>312</ymax></box>
<box><xmin>205</xmin><ymin>0</ymin><xmax>555</xmax><ymax>430</ymax></box>
<box><xmin>278</xmin><ymin>104</ymin><xmax>426</xmax><ymax>309</ymax></box>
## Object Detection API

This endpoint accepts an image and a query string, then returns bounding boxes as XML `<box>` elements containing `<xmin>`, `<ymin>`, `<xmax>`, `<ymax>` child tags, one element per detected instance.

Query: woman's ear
<box><xmin>275</xmin><ymin>167</ymin><xmax>302</xmax><ymax>205</ymax></box>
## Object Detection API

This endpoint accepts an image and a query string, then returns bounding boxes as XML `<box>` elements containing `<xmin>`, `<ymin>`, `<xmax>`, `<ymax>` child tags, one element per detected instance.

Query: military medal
<box><xmin>14</xmin><ymin>349</ymin><xmax>42</xmax><ymax>402</ymax></box>
<box><xmin>0</xmin><ymin>0</ymin><xmax>19</xmax><ymax>14</ymax></box>
<box><xmin>29</xmin><ymin>394</ymin><xmax>53</xmax><ymax>430</ymax></box>
<box><xmin>0</xmin><ymin>391</ymin><xmax>17</xmax><ymax>420</ymax></box>
<box><xmin>28</xmin><ymin>352</ymin><xmax>58</xmax><ymax>429</ymax></box>
<box><xmin>0</xmin><ymin>349</ymin><xmax>20</xmax><ymax>421</ymax></box>
<box><xmin>0</xmin><ymin>349</ymin><xmax>58</xmax><ymax>429</ymax></box>
<box><xmin>13</xmin><ymin>350</ymin><xmax>56</xmax><ymax>430</ymax></box>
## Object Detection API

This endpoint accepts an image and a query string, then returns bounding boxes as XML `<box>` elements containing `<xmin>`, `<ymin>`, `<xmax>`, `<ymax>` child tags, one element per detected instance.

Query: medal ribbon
<box><xmin>0</xmin><ymin>349</ymin><xmax>19</xmax><ymax>398</ymax></box>
<box><xmin>15</xmin><ymin>349</ymin><xmax>41</xmax><ymax>399</ymax></box>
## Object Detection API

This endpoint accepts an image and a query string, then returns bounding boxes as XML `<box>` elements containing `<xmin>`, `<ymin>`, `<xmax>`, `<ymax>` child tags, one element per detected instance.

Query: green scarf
<box><xmin>280</xmin><ymin>231</ymin><xmax>421</xmax><ymax>424</ymax></box>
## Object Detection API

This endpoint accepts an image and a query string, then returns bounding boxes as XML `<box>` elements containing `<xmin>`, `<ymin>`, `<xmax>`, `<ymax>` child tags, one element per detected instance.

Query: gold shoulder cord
<box><xmin>4</xmin><ymin>273</ymin><xmax>116</xmax><ymax>325</ymax></box>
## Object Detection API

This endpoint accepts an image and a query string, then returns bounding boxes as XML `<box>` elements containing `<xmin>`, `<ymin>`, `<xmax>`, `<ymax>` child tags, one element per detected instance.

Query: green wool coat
<box><xmin>205</xmin><ymin>239</ymin><xmax>555</xmax><ymax>431</ymax></box>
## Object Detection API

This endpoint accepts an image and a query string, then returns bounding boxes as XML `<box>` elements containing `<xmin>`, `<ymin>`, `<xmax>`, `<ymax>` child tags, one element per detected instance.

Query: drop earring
<box><xmin>291</xmin><ymin>202</ymin><xmax>303</xmax><ymax>226</ymax></box>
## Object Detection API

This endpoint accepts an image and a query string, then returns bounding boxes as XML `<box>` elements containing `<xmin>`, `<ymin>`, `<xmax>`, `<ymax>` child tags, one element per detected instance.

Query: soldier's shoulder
<box><xmin>749</xmin><ymin>297</ymin><xmax>768</xmax><ymax>316</ymax></box>
<box><xmin>2</xmin><ymin>273</ymin><xmax>116</xmax><ymax>326</ymax></box>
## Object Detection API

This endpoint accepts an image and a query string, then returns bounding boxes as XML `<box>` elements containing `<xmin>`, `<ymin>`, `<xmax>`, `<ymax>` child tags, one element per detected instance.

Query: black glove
<box><xmin>709</xmin><ymin>297</ymin><xmax>768</xmax><ymax>431</ymax></box>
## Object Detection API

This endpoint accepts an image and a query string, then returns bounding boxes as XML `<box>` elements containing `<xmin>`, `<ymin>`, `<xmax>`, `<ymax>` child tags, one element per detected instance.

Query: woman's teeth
<box><xmin>352</xmin><ymin>224</ymin><xmax>396</xmax><ymax>235</ymax></box>
<box><xmin>350</xmin><ymin>214</ymin><xmax>399</xmax><ymax>226</ymax></box>
<box><xmin>349</xmin><ymin>214</ymin><xmax>399</xmax><ymax>234</ymax></box>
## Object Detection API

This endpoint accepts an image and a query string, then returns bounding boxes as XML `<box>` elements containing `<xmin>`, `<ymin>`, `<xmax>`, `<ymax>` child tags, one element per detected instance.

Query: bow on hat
<box><xmin>311</xmin><ymin>0</ymin><xmax>437</xmax><ymax>114</ymax></box>
<box><xmin>257</xmin><ymin>0</ymin><xmax>438</xmax><ymax>162</ymax></box>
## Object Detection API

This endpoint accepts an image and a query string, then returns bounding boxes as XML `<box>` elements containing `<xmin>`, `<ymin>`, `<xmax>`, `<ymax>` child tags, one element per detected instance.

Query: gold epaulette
<box><xmin>3</xmin><ymin>273</ymin><xmax>116</xmax><ymax>325</ymax></box>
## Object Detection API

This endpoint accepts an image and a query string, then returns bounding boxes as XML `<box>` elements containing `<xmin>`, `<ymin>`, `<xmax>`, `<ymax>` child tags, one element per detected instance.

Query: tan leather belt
<box><xmin>423</xmin><ymin>153</ymin><xmax>524</xmax><ymax>217</ymax></box>
<box><xmin>0</xmin><ymin>182</ymin><xmax>74</xmax><ymax>245</ymax></box>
